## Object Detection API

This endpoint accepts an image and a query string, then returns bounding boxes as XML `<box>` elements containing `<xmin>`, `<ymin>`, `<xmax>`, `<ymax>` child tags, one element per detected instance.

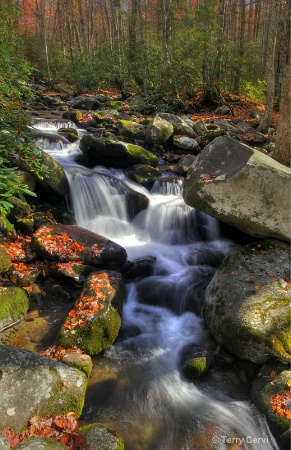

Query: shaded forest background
<box><xmin>4</xmin><ymin>0</ymin><xmax>289</xmax><ymax>106</ymax></box>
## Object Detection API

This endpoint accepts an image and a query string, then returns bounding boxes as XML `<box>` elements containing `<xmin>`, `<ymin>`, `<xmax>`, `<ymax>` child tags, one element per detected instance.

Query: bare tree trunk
<box><xmin>272</xmin><ymin>1</ymin><xmax>290</xmax><ymax>167</ymax></box>
<box><xmin>258</xmin><ymin>0</ymin><xmax>280</xmax><ymax>133</ymax></box>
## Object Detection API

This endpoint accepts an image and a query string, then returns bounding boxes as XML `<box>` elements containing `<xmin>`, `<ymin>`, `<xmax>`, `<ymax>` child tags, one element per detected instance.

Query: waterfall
<box><xmin>34</xmin><ymin>121</ymin><xmax>278</xmax><ymax>450</ymax></box>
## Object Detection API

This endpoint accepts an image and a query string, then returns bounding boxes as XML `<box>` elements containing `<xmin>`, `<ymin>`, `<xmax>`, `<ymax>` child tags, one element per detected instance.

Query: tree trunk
<box><xmin>272</xmin><ymin>1</ymin><xmax>290</xmax><ymax>167</ymax></box>
<box><xmin>258</xmin><ymin>0</ymin><xmax>279</xmax><ymax>133</ymax></box>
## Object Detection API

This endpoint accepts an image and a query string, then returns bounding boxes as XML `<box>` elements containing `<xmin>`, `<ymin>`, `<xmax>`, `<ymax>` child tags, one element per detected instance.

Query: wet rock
<box><xmin>0</xmin><ymin>286</ymin><xmax>29</xmax><ymax>330</ymax></box>
<box><xmin>80</xmin><ymin>423</ymin><xmax>125</xmax><ymax>450</ymax></box>
<box><xmin>57</xmin><ymin>127</ymin><xmax>79</xmax><ymax>143</ymax></box>
<box><xmin>251</xmin><ymin>362</ymin><xmax>291</xmax><ymax>450</ymax></box>
<box><xmin>204</xmin><ymin>240</ymin><xmax>291</xmax><ymax>364</ymax></box>
<box><xmin>0</xmin><ymin>245</ymin><xmax>12</xmax><ymax>272</ymax></box>
<box><xmin>7</xmin><ymin>197</ymin><xmax>31</xmax><ymax>221</ymax></box>
<box><xmin>80</xmin><ymin>135</ymin><xmax>158</xmax><ymax>168</ymax></box>
<box><xmin>125</xmin><ymin>164</ymin><xmax>161</xmax><ymax>187</ymax></box>
<box><xmin>28</xmin><ymin>131</ymin><xmax>71</xmax><ymax>145</ymax></box>
<box><xmin>180</xmin><ymin>343</ymin><xmax>212</xmax><ymax>378</ymax></box>
<box><xmin>0</xmin><ymin>344</ymin><xmax>87</xmax><ymax>433</ymax></box>
<box><xmin>183</xmin><ymin>136</ymin><xmax>291</xmax><ymax>243</ymax></box>
<box><xmin>48</xmin><ymin>261</ymin><xmax>95</xmax><ymax>284</ymax></box>
<box><xmin>122</xmin><ymin>256</ymin><xmax>157</xmax><ymax>280</ymax></box>
<box><xmin>8</xmin><ymin>262</ymin><xmax>40</xmax><ymax>286</ymax></box>
<box><xmin>58</xmin><ymin>271</ymin><xmax>125</xmax><ymax>355</ymax></box>
<box><xmin>62</xmin><ymin>110</ymin><xmax>83</xmax><ymax>122</ymax></box>
<box><xmin>14</xmin><ymin>437</ymin><xmax>68</xmax><ymax>449</ymax></box>
<box><xmin>145</xmin><ymin>116</ymin><xmax>174</xmax><ymax>145</ymax></box>
<box><xmin>31</xmin><ymin>223</ymin><xmax>127</xmax><ymax>269</ymax></box>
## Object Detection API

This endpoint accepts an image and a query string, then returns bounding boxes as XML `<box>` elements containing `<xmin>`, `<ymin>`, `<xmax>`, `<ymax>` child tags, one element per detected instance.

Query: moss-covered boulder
<box><xmin>80</xmin><ymin>423</ymin><xmax>125</xmax><ymax>450</ymax></box>
<box><xmin>183</xmin><ymin>136</ymin><xmax>291</xmax><ymax>243</ymax></box>
<box><xmin>31</xmin><ymin>223</ymin><xmax>127</xmax><ymax>269</ymax></box>
<box><xmin>57</xmin><ymin>127</ymin><xmax>79</xmax><ymax>143</ymax></box>
<box><xmin>251</xmin><ymin>362</ymin><xmax>291</xmax><ymax>450</ymax></box>
<box><xmin>204</xmin><ymin>240</ymin><xmax>291</xmax><ymax>364</ymax></box>
<box><xmin>92</xmin><ymin>110</ymin><xmax>120</xmax><ymax>124</ymax></box>
<box><xmin>62</xmin><ymin>110</ymin><xmax>83</xmax><ymax>123</ymax></box>
<box><xmin>0</xmin><ymin>344</ymin><xmax>87</xmax><ymax>433</ymax></box>
<box><xmin>117</xmin><ymin>119</ymin><xmax>145</xmax><ymax>140</ymax></box>
<box><xmin>61</xmin><ymin>351</ymin><xmax>93</xmax><ymax>377</ymax></box>
<box><xmin>15</xmin><ymin>170</ymin><xmax>36</xmax><ymax>192</ymax></box>
<box><xmin>79</xmin><ymin>135</ymin><xmax>158</xmax><ymax>168</ymax></box>
<box><xmin>125</xmin><ymin>164</ymin><xmax>161</xmax><ymax>187</ymax></box>
<box><xmin>180</xmin><ymin>343</ymin><xmax>212</xmax><ymax>378</ymax></box>
<box><xmin>0</xmin><ymin>286</ymin><xmax>29</xmax><ymax>330</ymax></box>
<box><xmin>57</xmin><ymin>271</ymin><xmax>125</xmax><ymax>355</ymax></box>
<box><xmin>14</xmin><ymin>437</ymin><xmax>68</xmax><ymax>450</ymax></box>
<box><xmin>145</xmin><ymin>116</ymin><xmax>174</xmax><ymax>145</ymax></box>
<box><xmin>48</xmin><ymin>261</ymin><xmax>95</xmax><ymax>284</ymax></box>
<box><xmin>0</xmin><ymin>245</ymin><xmax>12</xmax><ymax>273</ymax></box>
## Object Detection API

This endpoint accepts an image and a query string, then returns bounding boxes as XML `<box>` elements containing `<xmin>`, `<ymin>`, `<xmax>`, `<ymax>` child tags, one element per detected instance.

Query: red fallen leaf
<box><xmin>268</xmin><ymin>370</ymin><xmax>277</xmax><ymax>382</ymax></box>
<box><xmin>230</xmin><ymin>271</ymin><xmax>238</xmax><ymax>276</ymax></box>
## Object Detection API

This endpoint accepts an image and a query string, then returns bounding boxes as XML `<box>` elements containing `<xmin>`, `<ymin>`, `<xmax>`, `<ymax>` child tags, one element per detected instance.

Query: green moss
<box><xmin>183</xmin><ymin>357</ymin><xmax>209</xmax><ymax>378</ymax></box>
<box><xmin>39</xmin><ymin>366</ymin><xmax>87</xmax><ymax>418</ymax></box>
<box><xmin>0</xmin><ymin>245</ymin><xmax>12</xmax><ymax>272</ymax></box>
<box><xmin>0</xmin><ymin>286</ymin><xmax>29</xmax><ymax>328</ymax></box>
<box><xmin>80</xmin><ymin>423</ymin><xmax>125</xmax><ymax>450</ymax></box>
<box><xmin>62</xmin><ymin>110</ymin><xmax>83</xmax><ymax>122</ymax></box>
<box><xmin>58</xmin><ymin>307</ymin><xmax>121</xmax><ymax>356</ymax></box>
<box><xmin>107</xmin><ymin>101</ymin><xmax>124</xmax><ymax>110</ymax></box>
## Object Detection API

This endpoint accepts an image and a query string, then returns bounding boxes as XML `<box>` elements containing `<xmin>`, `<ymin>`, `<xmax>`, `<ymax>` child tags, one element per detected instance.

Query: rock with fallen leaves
<box><xmin>80</xmin><ymin>423</ymin><xmax>124</xmax><ymax>450</ymax></box>
<box><xmin>0</xmin><ymin>286</ymin><xmax>30</xmax><ymax>330</ymax></box>
<box><xmin>57</xmin><ymin>271</ymin><xmax>125</xmax><ymax>355</ymax></box>
<box><xmin>183</xmin><ymin>135</ymin><xmax>291</xmax><ymax>243</ymax></box>
<box><xmin>204</xmin><ymin>239</ymin><xmax>291</xmax><ymax>364</ymax></box>
<box><xmin>0</xmin><ymin>344</ymin><xmax>87</xmax><ymax>434</ymax></box>
<box><xmin>31</xmin><ymin>223</ymin><xmax>127</xmax><ymax>269</ymax></box>
<box><xmin>251</xmin><ymin>362</ymin><xmax>291</xmax><ymax>450</ymax></box>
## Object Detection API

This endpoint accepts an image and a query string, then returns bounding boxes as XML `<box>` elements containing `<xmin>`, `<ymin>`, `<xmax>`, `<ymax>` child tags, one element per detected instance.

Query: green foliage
<box><xmin>0</xmin><ymin>1</ymin><xmax>49</xmax><ymax>231</ymax></box>
<box><xmin>241</xmin><ymin>79</ymin><xmax>267</xmax><ymax>103</ymax></box>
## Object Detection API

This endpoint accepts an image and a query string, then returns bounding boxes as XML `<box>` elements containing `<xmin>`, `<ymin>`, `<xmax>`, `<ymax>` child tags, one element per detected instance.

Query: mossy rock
<box><xmin>125</xmin><ymin>164</ymin><xmax>161</xmax><ymax>187</ymax></box>
<box><xmin>92</xmin><ymin>110</ymin><xmax>120</xmax><ymax>124</ymax></box>
<box><xmin>0</xmin><ymin>245</ymin><xmax>12</xmax><ymax>272</ymax></box>
<box><xmin>61</xmin><ymin>352</ymin><xmax>93</xmax><ymax>377</ymax></box>
<box><xmin>107</xmin><ymin>100</ymin><xmax>124</xmax><ymax>110</ymax></box>
<box><xmin>15</xmin><ymin>170</ymin><xmax>36</xmax><ymax>192</ymax></box>
<box><xmin>251</xmin><ymin>362</ymin><xmax>291</xmax><ymax>450</ymax></box>
<box><xmin>80</xmin><ymin>423</ymin><xmax>125</xmax><ymax>450</ymax></box>
<box><xmin>7</xmin><ymin>196</ymin><xmax>31</xmax><ymax>221</ymax></box>
<box><xmin>0</xmin><ymin>286</ymin><xmax>29</xmax><ymax>329</ymax></box>
<box><xmin>62</xmin><ymin>110</ymin><xmax>83</xmax><ymax>123</ymax></box>
<box><xmin>145</xmin><ymin>116</ymin><xmax>174</xmax><ymax>145</ymax></box>
<box><xmin>14</xmin><ymin>437</ymin><xmax>68</xmax><ymax>449</ymax></box>
<box><xmin>80</xmin><ymin>135</ymin><xmax>158</xmax><ymax>168</ymax></box>
<box><xmin>204</xmin><ymin>240</ymin><xmax>291</xmax><ymax>364</ymax></box>
<box><xmin>117</xmin><ymin>119</ymin><xmax>145</xmax><ymax>140</ymax></box>
<box><xmin>58</xmin><ymin>127</ymin><xmax>79</xmax><ymax>143</ymax></box>
<box><xmin>57</xmin><ymin>271</ymin><xmax>125</xmax><ymax>355</ymax></box>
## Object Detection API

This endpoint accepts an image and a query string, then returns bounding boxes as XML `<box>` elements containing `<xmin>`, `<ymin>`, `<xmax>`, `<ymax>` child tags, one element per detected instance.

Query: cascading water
<box><xmin>35</xmin><ymin>120</ymin><xmax>278</xmax><ymax>450</ymax></box>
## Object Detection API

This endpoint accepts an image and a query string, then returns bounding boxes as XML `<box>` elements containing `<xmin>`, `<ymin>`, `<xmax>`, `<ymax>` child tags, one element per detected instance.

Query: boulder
<box><xmin>57</xmin><ymin>271</ymin><xmax>125</xmax><ymax>355</ymax></box>
<box><xmin>0</xmin><ymin>245</ymin><xmax>12</xmax><ymax>273</ymax></box>
<box><xmin>31</xmin><ymin>223</ymin><xmax>127</xmax><ymax>269</ymax></box>
<box><xmin>145</xmin><ymin>116</ymin><xmax>174</xmax><ymax>145</ymax></box>
<box><xmin>173</xmin><ymin>135</ymin><xmax>200</xmax><ymax>154</ymax></box>
<box><xmin>173</xmin><ymin>154</ymin><xmax>196</xmax><ymax>175</ymax></box>
<box><xmin>125</xmin><ymin>164</ymin><xmax>161</xmax><ymax>187</ymax></box>
<box><xmin>28</xmin><ymin>131</ymin><xmax>71</xmax><ymax>145</ymax></box>
<box><xmin>215</xmin><ymin>105</ymin><xmax>230</xmax><ymax>115</ymax></box>
<box><xmin>204</xmin><ymin>240</ymin><xmax>291</xmax><ymax>364</ymax></box>
<box><xmin>92</xmin><ymin>110</ymin><xmax>120</xmax><ymax>124</ymax></box>
<box><xmin>0</xmin><ymin>286</ymin><xmax>30</xmax><ymax>330</ymax></box>
<box><xmin>117</xmin><ymin>119</ymin><xmax>145</xmax><ymax>140</ymax></box>
<box><xmin>79</xmin><ymin>135</ymin><xmax>158</xmax><ymax>168</ymax></box>
<box><xmin>183</xmin><ymin>136</ymin><xmax>291</xmax><ymax>243</ymax></box>
<box><xmin>0</xmin><ymin>344</ymin><xmax>87</xmax><ymax>433</ymax></box>
<box><xmin>68</xmin><ymin>95</ymin><xmax>100</xmax><ymax>110</ymax></box>
<box><xmin>80</xmin><ymin>423</ymin><xmax>125</xmax><ymax>450</ymax></box>
<box><xmin>157</xmin><ymin>113</ymin><xmax>195</xmax><ymax>137</ymax></box>
<box><xmin>180</xmin><ymin>343</ymin><xmax>212</xmax><ymax>378</ymax></box>
<box><xmin>251</xmin><ymin>362</ymin><xmax>291</xmax><ymax>450</ymax></box>
<box><xmin>14</xmin><ymin>437</ymin><xmax>68</xmax><ymax>449</ymax></box>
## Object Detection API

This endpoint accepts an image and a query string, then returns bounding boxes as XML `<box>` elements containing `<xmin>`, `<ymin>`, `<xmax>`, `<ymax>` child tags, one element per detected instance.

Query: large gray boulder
<box><xmin>183</xmin><ymin>136</ymin><xmax>291</xmax><ymax>243</ymax></box>
<box><xmin>145</xmin><ymin>116</ymin><xmax>174</xmax><ymax>145</ymax></box>
<box><xmin>157</xmin><ymin>113</ymin><xmax>195</xmax><ymax>138</ymax></box>
<box><xmin>204</xmin><ymin>240</ymin><xmax>291</xmax><ymax>364</ymax></box>
<box><xmin>0</xmin><ymin>344</ymin><xmax>87</xmax><ymax>433</ymax></box>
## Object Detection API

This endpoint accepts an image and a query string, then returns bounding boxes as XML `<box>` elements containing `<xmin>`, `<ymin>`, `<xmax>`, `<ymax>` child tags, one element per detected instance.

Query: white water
<box><xmin>35</xmin><ymin>126</ymin><xmax>278</xmax><ymax>450</ymax></box>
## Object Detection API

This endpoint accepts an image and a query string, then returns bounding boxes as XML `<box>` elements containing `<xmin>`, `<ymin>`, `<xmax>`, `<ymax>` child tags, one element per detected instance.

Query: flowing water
<box><xmin>34</xmin><ymin>120</ymin><xmax>278</xmax><ymax>450</ymax></box>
